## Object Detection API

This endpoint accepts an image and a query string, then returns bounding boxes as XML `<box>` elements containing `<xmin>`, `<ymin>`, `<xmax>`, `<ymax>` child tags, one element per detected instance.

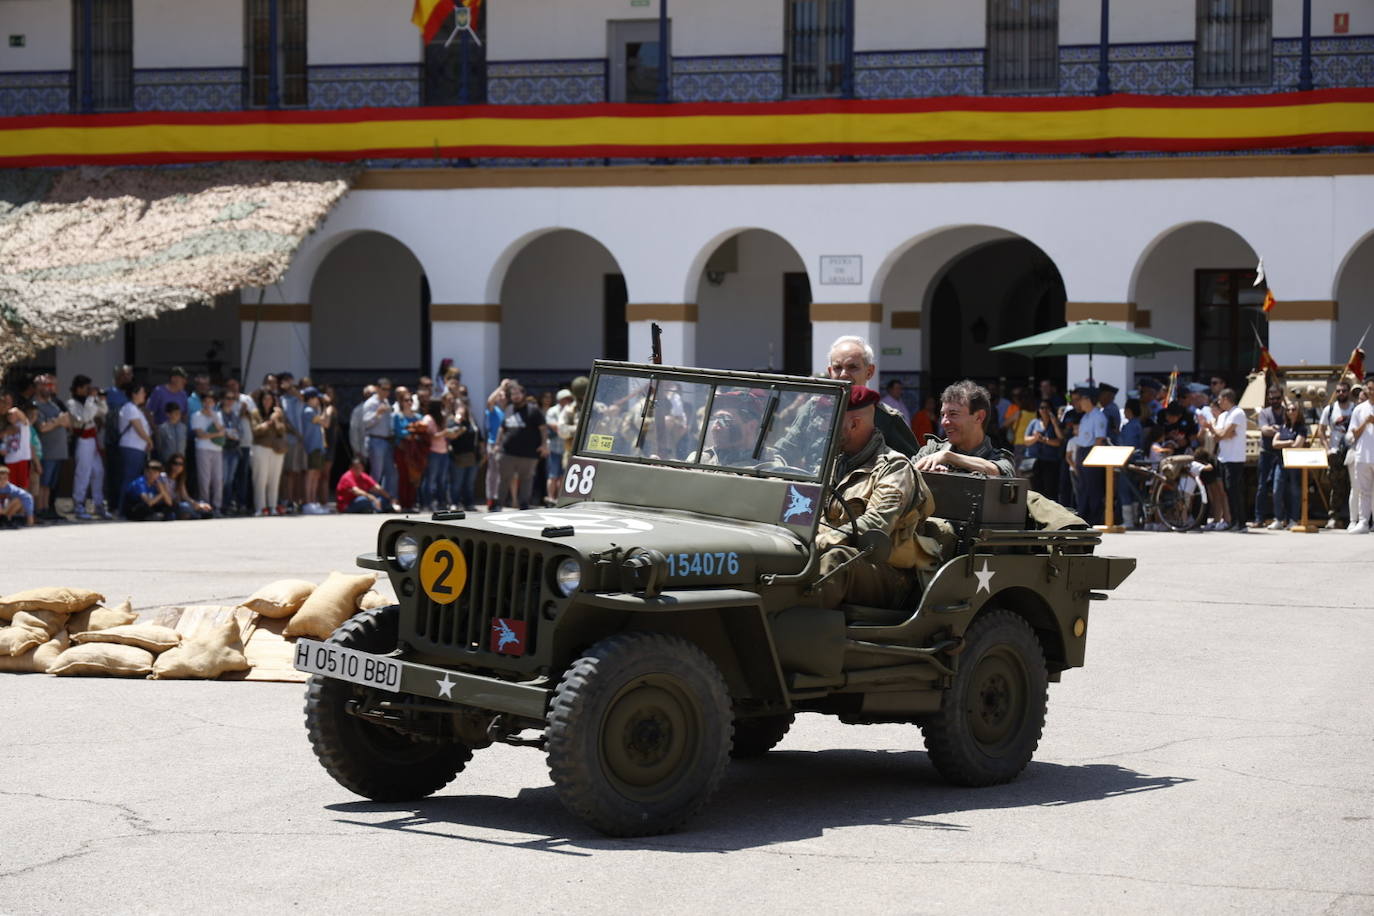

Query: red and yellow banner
<box><xmin>411</xmin><ymin>0</ymin><xmax>456</xmax><ymax>44</ymax></box>
<box><xmin>2</xmin><ymin>88</ymin><xmax>1372</xmax><ymax>167</ymax></box>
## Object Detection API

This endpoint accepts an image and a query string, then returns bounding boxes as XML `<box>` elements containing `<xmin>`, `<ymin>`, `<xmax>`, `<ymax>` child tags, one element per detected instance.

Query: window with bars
<box><xmin>424</xmin><ymin>9</ymin><xmax>487</xmax><ymax>104</ymax></box>
<box><xmin>1195</xmin><ymin>269</ymin><xmax>1268</xmax><ymax>385</ymax></box>
<box><xmin>784</xmin><ymin>0</ymin><xmax>850</xmax><ymax>98</ymax></box>
<box><xmin>1196</xmin><ymin>0</ymin><xmax>1271</xmax><ymax>88</ymax></box>
<box><xmin>72</xmin><ymin>0</ymin><xmax>133</xmax><ymax>112</ymax></box>
<box><xmin>985</xmin><ymin>0</ymin><xmax>1059</xmax><ymax>93</ymax></box>
<box><xmin>245</xmin><ymin>0</ymin><xmax>307</xmax><ymax>108</ymax></box>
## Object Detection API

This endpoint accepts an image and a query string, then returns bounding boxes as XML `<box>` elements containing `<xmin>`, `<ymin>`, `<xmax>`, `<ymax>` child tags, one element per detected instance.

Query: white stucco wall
<box><xmin>857</xmin><ymin>0</ymin><xmax>984</xmax><ymax>51</ymax></box>
<box><xmin>308</xmin><ymin>0</ymin><xmax>419</xmax><ymax>65</ymax></box>
<box><xmin>1336</xmin><ymin>233</ymin><xmax>1374</xmax><ymax>356</ymax></box>
<box><xmin>1110</xmin><ymin>0</ymin><xmax>1194</xmax><ymax>44</ymax></box>
<box><xmin>133</xmin><ymin>0</ymin><xmax>241</xmax><ymax>68</ymax></box>
<box><xmin>0</xmin><ymin>0</ymin><xmax>72</xmax><ymax>70</ymax></box>
<box><xmin>278</xmin><ymin>171</ymin><xmax>1374</xmax><ymax>401</ymax></box>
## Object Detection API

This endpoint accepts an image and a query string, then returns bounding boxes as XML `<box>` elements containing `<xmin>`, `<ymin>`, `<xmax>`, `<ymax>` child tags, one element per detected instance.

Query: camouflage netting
<box><xmin>0</xmin><ymin>163</ymin><xmax>357</xmax><ymax>371</ymax></box>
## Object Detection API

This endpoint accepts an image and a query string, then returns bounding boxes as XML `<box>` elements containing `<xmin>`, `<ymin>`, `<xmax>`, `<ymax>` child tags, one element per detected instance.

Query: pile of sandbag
<box><xmin>0</xmin><ymin>571</ymin><xmax>389</xmax><ymax>681</ymax></box>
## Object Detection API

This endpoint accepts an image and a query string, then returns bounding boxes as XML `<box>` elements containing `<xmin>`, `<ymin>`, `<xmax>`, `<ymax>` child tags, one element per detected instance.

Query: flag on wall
<box><xmin>464</xmin><ymin>0</ymin><xmax>483</xmax><ymax>30</ymax></box>
<box><xmin>412</xmin><ymin>0</ymin><xmax>456</xmax><ymax>44</ymax></box>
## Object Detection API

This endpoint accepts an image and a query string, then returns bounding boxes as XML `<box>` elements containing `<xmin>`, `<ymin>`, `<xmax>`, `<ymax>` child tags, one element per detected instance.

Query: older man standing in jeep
<box><xmin>913</xmin><ymin>381</ymin><xmax>1015</xmax><ymax>478</ymax></box>
<box><xmin>815</xmin><ymin>386</ymin><xmax>929</xmax><ymax>611</ymax></box>
<box><xmin>824</xmin><ymin>336</ymin><xmax>922</xmax><ymax>457</ymax></box>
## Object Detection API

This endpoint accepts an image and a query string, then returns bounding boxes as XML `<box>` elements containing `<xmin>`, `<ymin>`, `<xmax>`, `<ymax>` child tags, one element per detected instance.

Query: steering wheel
<box><xmin>819</xmin><ymin>489</ymin><xmax>861</xmax><ymax>545</ymax></box>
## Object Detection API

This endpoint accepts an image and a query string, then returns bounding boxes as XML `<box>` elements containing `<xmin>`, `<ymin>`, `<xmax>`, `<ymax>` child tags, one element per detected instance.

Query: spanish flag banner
<box><xmin>412</xmin><ymin>0</ymin><xmax>456</xmax><ymax>44</ymax></box>
<box><xmin>3</xmin><ymin>88</ymin><xmax>1372</xmax><ymax>168</ymax></box>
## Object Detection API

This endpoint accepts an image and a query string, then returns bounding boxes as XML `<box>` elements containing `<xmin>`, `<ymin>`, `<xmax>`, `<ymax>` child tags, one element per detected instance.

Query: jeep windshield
<box><xmin>576</xmin><ymin>362</ymin><xmax>847</xmax><ymax>482</ymax></box>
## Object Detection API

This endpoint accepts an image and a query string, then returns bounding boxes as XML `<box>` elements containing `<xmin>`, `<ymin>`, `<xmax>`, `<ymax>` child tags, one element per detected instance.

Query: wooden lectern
<box><xmin>1083</xmin><ymin>445</ymin><xmax>1137</xmax><ymax>534</ymax></box>
<box><xmin>1281</xmin><ymin>447</ymin><xmax>1327</xmax><ymax>534</ymax></box>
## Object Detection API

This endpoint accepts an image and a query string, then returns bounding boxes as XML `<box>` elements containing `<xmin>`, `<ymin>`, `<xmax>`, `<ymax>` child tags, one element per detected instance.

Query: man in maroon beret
<box><xmin>695</xmin><ymin>387</ymin><xmax>782</xmax><ymax>469</ymax></box>
<box><xmin>814</xmin><ymin>385</ymin><xmax>932</xmax><ymax>611</ymax></box>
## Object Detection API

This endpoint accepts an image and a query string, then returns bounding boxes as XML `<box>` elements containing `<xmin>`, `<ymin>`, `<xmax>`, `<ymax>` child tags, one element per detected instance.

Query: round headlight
<box><xmin>554</xmin><ymin>557</ymin><xmax>582</xmax><ymax>596</ymax></box>
<box><xmin>395</xmin><ymin>535</ymin><xmax>420</xmax><ymax>570</ymax></box>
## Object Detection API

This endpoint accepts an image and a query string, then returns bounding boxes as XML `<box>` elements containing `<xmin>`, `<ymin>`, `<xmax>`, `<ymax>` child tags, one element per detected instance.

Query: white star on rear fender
<box><xmin>436</xmin><ymin>674</ymin><xmax>455</xmax><ymax>699</ymax></box>
<box><xmin>974</xmin><ymin>560</ymin><xmax>995</xmax><ymax>594</ymax></box>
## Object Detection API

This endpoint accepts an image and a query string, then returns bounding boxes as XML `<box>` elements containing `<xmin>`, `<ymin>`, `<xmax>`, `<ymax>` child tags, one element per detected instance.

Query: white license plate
<box><xmin>293</xmin><ymin>639</ymin><xmax>402</xmax><ymax>692</ymax></box>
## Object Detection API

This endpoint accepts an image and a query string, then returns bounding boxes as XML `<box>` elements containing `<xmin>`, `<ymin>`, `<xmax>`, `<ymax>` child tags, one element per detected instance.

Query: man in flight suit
<box><xmin>913</xmin><ymin>380</ymin><xmax>1016</xmax><ymax>478</ymax></box>
<box><xmin>814</xmin><ymin>386</ymin><xmax>930</xmax><ymax>610</ymax></box>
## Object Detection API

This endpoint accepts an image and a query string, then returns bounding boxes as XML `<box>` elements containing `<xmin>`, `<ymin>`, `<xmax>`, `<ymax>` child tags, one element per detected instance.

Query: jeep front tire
<box><xmin>545</xmin><ymin>632</ymin><xmax>732</xmax><ymax>837</ymax></box>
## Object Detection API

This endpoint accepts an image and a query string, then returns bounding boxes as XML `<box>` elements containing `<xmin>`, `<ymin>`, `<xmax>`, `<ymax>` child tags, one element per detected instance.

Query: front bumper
<box><xmin>293</xmin><ymin>638</ymin><xmax>549</xmax><ymax>720</ymax></box>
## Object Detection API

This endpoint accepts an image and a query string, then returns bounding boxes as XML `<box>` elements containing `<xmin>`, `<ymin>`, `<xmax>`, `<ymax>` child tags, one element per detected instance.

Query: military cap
<box><xmin>1185</xmin><ymin>382</ymin><xmax>1209</xmax><ymax>394</ymax></box>
<box><xmin>714</xmin><ymin>388</ymin><xmax>769</xmax><ymax>420</ymax></box>
<box><xmin>1137</xmin><ymin>376</ymin><xmax>1163</xmax><ymax>391</ymax></box>
<box><xmin>846</xmin><ymin>385</ymin><xmax>881</xmax><ymax>411</ymax></box>
<box><xmin>1098</xmin><ymin>381</ymin><xmax>1119</xmax><ymax>394</ymax></box>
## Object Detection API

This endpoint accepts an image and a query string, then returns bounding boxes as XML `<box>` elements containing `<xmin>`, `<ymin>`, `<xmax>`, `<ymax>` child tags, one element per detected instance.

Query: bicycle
<box><xmin>1123</xmin><ymin>457</ymin><xmax>1208</xmax><ymax>532</ymax></box>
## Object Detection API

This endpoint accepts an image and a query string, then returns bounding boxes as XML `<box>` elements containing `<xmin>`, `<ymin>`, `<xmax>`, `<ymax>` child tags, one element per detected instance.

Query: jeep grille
<box><xmin>414</xmin><ymin>538</ymin><xmax>545</xmax><ymax>655</ymax></box>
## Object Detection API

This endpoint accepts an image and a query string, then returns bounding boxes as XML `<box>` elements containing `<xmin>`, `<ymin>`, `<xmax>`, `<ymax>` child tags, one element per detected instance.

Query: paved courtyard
<box><xmin>1</xmin><ymin>516</ymin><xmax>1371</xmax><ymax>914</ymax></box>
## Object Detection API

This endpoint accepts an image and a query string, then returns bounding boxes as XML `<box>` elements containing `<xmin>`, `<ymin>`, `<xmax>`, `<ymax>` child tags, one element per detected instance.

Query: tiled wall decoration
<box><xmin>487</xmin><ymin>59</ymin><xmax>605</xmax><ymax>105</ymax></box>
<box><xmin>672</xmin><ymin>55</ymin><xmax>783</xmax><ymax>102</ymax></box>
<box><xmin>308</xmin><ymin>64</ymin><xmax>421</xmax><ymax>109</ymax></box>
<box><xmin>133</xmin><ymin>68</ymin><xmax>243</xmax><ymax>112</ymax></box>
<box><xmin>0</xmin><ymin>70</ymin><xmax>71</xmax><ymax>117</ymax></box>
<box><xmin>855</xmin><ymin>50</ymin><xmax>985</xmax><ymax>99</ymax></box>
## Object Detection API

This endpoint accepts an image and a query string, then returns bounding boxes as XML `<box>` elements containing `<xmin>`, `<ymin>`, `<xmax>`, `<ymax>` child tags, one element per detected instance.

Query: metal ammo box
<box><xmin>922</xmin><ymin>471</ymin><xmax>1028</xmax><ymax>532</ymax></box>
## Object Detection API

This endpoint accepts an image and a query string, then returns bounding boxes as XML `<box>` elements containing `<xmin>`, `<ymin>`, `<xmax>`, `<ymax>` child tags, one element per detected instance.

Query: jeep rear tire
<box><xmin>545</xmin><ymin>632</ymin><xmax>732</xmax><ymax>837</ymax></box>
<box><xmin>920</xmin><ymin>609</ymin><xmax>1047</xmax><ymax>786</ymax></box>
<box><xmin>730</xmin><ymin>713</ymin><xmax>795</xmax><ymax>758</ymax></box>
<box><xmin>304</xmin><ymin>606</ymin><xmax>473</xmax><ymax>801</ymax></box>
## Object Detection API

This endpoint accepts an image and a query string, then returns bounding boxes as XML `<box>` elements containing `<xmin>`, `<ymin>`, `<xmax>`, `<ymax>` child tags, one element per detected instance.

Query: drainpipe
<box><xmin>1096</xmin><ymin>0</ymin><xmax>1111</xmax><ymax>95</ymax></box>
<box><xmin>80</xmin><ymin>0</ymin><xmax>94</xmax><ymax>113</ymax></box>
<box><xmin>268</xmin><ymin>0</ymin><xmax>280</xmax><ymax>108</ymax></box>
<box><xmin>1299</xmin><ymin>0</ymin><xmax>1313</xmax><ymax>91</ymax></box>
<box><xmin>843</xmin><ymin>0</ymin><xmax>856</xmax><ymax>99</ymax></box>
<box><xmin>657</xmin><ymin>0</ymin><xmax>669</xmax><ymax>103</ymax></box>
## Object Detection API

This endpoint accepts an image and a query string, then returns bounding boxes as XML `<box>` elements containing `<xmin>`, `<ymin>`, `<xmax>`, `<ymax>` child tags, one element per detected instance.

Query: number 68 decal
<box><xmin>563</xmin><ymin>461</ymin><xmax>598</xmax><ymax>498</ymax></box>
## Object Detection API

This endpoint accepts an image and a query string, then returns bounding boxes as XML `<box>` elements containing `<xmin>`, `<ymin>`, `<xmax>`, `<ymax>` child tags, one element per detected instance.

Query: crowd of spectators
<box><xmin>0</xmin><ymin>363</ymin><xmax>583</xmax><ymax>528</ymax></box>
<box><xmin>953</xmin><ymin>372</ymin><xmax>1374</xmax><ymax>533</ymax></box>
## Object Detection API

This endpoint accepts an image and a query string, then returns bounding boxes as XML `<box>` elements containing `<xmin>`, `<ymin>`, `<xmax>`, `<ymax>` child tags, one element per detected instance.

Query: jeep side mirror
<box><xmin>856</xmin><ymin>529</ymin><xmax>891</xmax><ymax>564</ymax></box>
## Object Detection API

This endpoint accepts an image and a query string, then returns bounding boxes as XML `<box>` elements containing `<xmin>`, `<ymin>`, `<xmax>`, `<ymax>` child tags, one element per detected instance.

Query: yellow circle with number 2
<box><xmin>420</xmin><ymin>539</ymin><xmax>468</xmax><ymax>604</ymax></box>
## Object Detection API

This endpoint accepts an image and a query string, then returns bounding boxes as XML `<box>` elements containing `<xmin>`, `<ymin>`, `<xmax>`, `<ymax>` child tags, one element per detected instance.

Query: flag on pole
<box><xmin>1163</xmin><ymin>368</ymin><xmax>1178</xmax><ymax>407</ymax></box>
<box><xmin>1257</xmin><ymin>346</ymin><xmax>1280</xmax><ymax>375</ymax></box>
<box><xmin>1253</xmin><ymin>258</ymin><xmax>1265</xmax><ymax>288</ymax></box>
<box><xmin>1347</xmin><ymin>347</ymin><xmax>1367</xmax><ymax>382</ymax></box>
<box><xmin>464</xmin><ymin>0</ymin><xmax>482</xmax><ymax>30</ymax></box>
<box><xmin>412</xmin><ymin>0</ymin><xmax>456</xmax><ymax>44</ymax></box>
<box><xmin>1255</xmin><ymin>257</ymin><xmax>1276</xmax><ymax>313</ymax></box>
<box><xmin>1262</xmin><ymin>288</ymin><xmax>1276</xmax><ymax>313</ymax></box>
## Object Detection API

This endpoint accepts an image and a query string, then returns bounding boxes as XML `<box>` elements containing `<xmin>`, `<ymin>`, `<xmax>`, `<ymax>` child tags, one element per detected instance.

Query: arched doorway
<box><xmin>310</xmin><ymin>231</ymin><xmax>427</xmax><ymax>388</ymax></box>
<box><xmin>929</xmin><ymin>239</ymin><xmax>1066</xmax><ymax>391</ymax></box>
<box><xmin>1335</xmin><ymin>231</ymin><xmax>1374</xmax><ymax>360</ymax></box>
<box><xmin>499</xmin><ymin>229</ymin><xmax>625</xmax><ymax>392</ymax></box>
<box><xmin>695</xmin><ymin>229</ymin><xmax>810</xmax><ymax>373</ymax></box>
<box><xmin>1132</xmin><ymin>222</ymin><xmax>1262</xmax><ymax>385</ymax></box>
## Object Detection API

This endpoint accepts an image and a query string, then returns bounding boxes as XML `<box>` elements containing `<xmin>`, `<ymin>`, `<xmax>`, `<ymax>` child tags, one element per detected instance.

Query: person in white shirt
<box><xmin>1197</xmin><ymin>387</ymin><xmax>1249</xmax><ymax>532</ymax></box>
<box><xmin>1346</xmin><ymin>376</ymin><xmax>1374</xmax><ymax>533</ymax></box>
<box><xmin>880</xmin><ymin>379</ymin><xmax>912</xmax><ymax>424</ymax></box>
<box><xmin>65</xmin><ymin>374</ymin><xmax>109</xmax><ymax>519</ymax></box>
<box><xmin>190</xmin><ymin>390</ymin><xmax>225</xmax><ymax>513</ymax></box>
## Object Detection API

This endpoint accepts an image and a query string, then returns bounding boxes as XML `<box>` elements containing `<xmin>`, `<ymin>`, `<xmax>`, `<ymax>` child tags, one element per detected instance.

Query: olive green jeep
<box><xmin>296</xmin><ymin>361</ymin><xmax>1135</xmax><ymax>836</ymax></box>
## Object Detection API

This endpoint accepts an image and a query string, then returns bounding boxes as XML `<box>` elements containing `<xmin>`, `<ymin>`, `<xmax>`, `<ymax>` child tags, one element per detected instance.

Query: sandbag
<box><xmin>239</xmin><ymin>579</ymin><xmax>316</xmax><ymax>619</ymax></box>
<box><xmin>0</xmin><ymin>631</ymin><xmax>71</xmax><ymax>673</ymax></box>
<box><xmin>283</xmin><ymin>571</ymin><xmax>376</xmax><ymax>641</ymax></box>
<box><xmin>72</xmin><ymin>624</ymin><xmax>181</xmax><ymax>654</ymax></box>
<box><xmin>14</xmin><ymin>609</ymin><xmax>68</xmax><ymax>638</ymax></box>
<box><xmin>0</xmin><ymin>617</ymin><xmax>48</xmax><ymax>657</ymax></box>
<box><xmin>1026</xmin><ymin>491</ymin><xmax>1089</xmax><ymax>530</ymax></box>
<box><xmin>0</xmin><ymin>587</ymin><xmax>105</xmax><ymax>621</ymax></box>
<box><xmin>357</xmin><ymin>590</ymin><xmax>392</xmax><ymax>611</ymax></box>
<box><xmin>49</xmin><ymin>643</ymin><xmax>155</xmax><ymax>677</ymax></box>
<box><xmin>67</xmin><ymin>598</ymin><xmax>137</xmax><ymax>637</ymax></box>
<box><xmin>149</xmin><ymin>616</ymin><xmax>250</xmax><ymax>680</ymax></box>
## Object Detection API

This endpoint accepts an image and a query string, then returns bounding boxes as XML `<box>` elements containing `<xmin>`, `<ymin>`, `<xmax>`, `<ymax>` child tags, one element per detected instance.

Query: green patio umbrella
<box><xmin>990</xmin><ymin>319</ymin><xmax>1190</xmax><ymax>384</ymax></box>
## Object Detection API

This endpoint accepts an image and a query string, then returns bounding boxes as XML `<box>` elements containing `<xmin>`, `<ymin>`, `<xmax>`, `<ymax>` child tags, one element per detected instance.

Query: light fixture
<box><xmin>705</xmin><ymin>269</ymin><xmax>726</xmax><ymax>287</ymax></box>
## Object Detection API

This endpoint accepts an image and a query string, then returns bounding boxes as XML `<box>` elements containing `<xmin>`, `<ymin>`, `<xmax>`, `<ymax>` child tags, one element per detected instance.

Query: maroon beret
<box><xmin>714</xmin><ymin>388</ymin><xmax>769</xmax><ymax>419</ymax></box>
<box><xmin>847</xmin><ymin>385</ymin><xmax>881</xmax><ymax>411</ymax></box>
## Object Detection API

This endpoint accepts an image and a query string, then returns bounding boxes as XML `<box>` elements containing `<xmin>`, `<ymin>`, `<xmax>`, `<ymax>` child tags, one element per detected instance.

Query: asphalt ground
<box><xmin>1</xmin><ymin>515</ymin><xmax>1372</xmax><ymax>915</ymax></box>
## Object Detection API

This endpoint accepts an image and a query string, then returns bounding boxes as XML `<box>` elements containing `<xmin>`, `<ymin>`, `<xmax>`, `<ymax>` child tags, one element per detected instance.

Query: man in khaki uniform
<box><xmin>913</xmin><ymin>380</ymin><xmax>1015</xmax><ymax>478</ymax></box>
<box><xmin>815</xmin><ymin>386</ymin><xmax>931</xmax><ymax>611</ymax></box>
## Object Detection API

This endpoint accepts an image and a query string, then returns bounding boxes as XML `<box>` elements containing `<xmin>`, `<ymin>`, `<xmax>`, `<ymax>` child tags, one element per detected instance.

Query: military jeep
<box><xmin>296</xmin><ymin>361</ymin><xmax>1135</xmax><ymax>836</ymax></box>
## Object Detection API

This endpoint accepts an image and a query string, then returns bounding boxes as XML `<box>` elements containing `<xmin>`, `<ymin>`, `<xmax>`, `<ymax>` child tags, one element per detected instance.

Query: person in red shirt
<box><xmin>336</xmin><ymin>456</ymin><xmax>395</xmax><ymax>513</ymax></box>
<box><xmin>910</xmin><ymin>396</ymin><xmax>937</xmax><ymax>442</ymax></box>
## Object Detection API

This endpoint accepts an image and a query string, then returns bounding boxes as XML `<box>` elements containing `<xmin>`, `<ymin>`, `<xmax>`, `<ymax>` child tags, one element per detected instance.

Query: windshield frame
<box><xmin>574</xmin><ymin>361</ymin><xmax>850</xmax><ymax>484</ymax></box>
